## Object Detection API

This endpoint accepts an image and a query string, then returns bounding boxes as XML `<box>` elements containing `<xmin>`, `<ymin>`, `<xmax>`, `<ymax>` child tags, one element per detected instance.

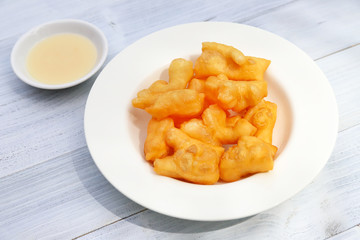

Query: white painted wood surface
<box><xmin>0</xmin><ymin>0</ymin><xmax>359</xmax><ymax>239</ymax></box>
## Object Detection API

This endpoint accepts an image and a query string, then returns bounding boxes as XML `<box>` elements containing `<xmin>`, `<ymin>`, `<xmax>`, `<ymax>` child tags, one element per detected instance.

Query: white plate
<box><xmin>84</xmin><ymin>22</ymin><xmax>338</xmax><ymax>221</ymax></box>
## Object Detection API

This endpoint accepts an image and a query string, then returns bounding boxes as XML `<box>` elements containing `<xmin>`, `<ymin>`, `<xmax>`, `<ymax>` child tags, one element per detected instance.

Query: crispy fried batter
<box><xmin>180</xmin><ymin>118</ymin><xmax>221</xmax><ymax>146</ymax></box>
<box><xmin>154</xmin><ymin>128</ymin><xmax>224</xmax><ymax>185</ymax></box>
<box><xmin>202</xmin><ymin>104</ymin><xmax>256</xmax><ymax>144</ymax></box>
<box><xmin>148</xmin><ymin>58</ymin><xmax>194</xmax><ymax>93</ymax></box>
<box><xmin>205</xmin><ymin>74</ymin><xmax>267</xmax><ymax>112</ymax></box>
<box><xmin>202</xmin><ymin>42</ymin><xmax>246</xmax><ymax>65</ymax></box>
<box><xmin>144</xmin><ymin>118</ymin><xmax>174</xmax><ymax>161</ymax></box>
<box><xmin>195</xmin><ymin>42</ymin><xmax>270</xmax><ymax>81</ymax></box>
<box><xmin>188</xmin><ymin>78</ymin><xmax>206</xmax><ymax>93</ymax></box>
<box><xmin>132</xmin><ymin>42</ymin><xmax>278</xmax><ymax>184</ymax></box>
<box><xmin>220</xmin><ymin>136</ymin><xmax>277</xmax><ymax>182</ymax></box>
<box><xmin>132</xmin><ymin>58</ymin><xmax>195</xmax><ymax>114</ymax></box>
<box><xmin>244</xmin><ymin>100</ymin><xmax>277</xmax><ymax>144</ymax></box>
<box><xmin>141</xmin><ymin>89</ymin><xmax>205</xmax><ymax>119</ymax></box>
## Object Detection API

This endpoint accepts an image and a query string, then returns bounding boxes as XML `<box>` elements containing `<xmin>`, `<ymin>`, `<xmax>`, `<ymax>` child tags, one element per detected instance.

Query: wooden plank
<box><xmin>328</xmin><ymin>226</ymin><xmax>360</xmax><ymax>240</ymax></box>
<box><xmin>243</xmin><ymin>0</ymin><xmax>360</xmax><ymax>60</ymax></box>
<box><xmin>101</xmin><ymin>0</ymin><xmax>295</xmax><ymax>46</ymax></box>
<box><xmin>316</xmin><ymin>44</ymin><xmax>360</xmax><ymax>132</ymax></box>
<box><xmin>0</xmin><ymin>147</ymin><xmax>144</xmax><ymax>240</ymax></box>
<box><xmin>75</xmin><ymin>123</ymin><xmax>360</xmax><ymax>239</ymax></box>
<box><xmin>0</xmin><ymin>0</ymin><xmax>112</xmax><ymax>39</ymax></box>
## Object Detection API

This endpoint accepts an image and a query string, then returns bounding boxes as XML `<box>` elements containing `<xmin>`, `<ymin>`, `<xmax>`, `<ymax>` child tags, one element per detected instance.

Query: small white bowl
<box><xmin>11</xmin><ymin>19</ymin><xmax>108</xmax><ymax>90</ymax></box>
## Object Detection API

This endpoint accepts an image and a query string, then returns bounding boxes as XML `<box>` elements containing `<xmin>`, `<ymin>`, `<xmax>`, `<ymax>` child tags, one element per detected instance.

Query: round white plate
<box><xmin>84</xmin><ymin>22</ymin><xmax>338</xmax><ymax>221</ymax></box>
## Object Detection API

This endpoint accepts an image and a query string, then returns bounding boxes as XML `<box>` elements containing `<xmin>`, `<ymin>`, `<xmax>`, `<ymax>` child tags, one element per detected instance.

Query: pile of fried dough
<box><xmin>132</xmin><ymin>42</ymin><xmax>277</xmax><ymax>185</ymax></box>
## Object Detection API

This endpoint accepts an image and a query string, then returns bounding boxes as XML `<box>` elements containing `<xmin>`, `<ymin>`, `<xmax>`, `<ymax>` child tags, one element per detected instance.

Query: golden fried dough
<box><xmin>180</xmin><ymin>118</ymin><xmax>221</xmax><ymax>146</ymax></box>
<box><xmin>188</xmin><ymin>78</ymin><xmax>205</xmax><ymax>93</ymax></box>
<box><xmin>154</xmin><ymin>128</ymin><xmax>224</xmax><ymax>185</ymax></box>
<box><xmin>220</xmin><ymin>136</ymin><xmax>277</xmax><ymax>182</ymax></box>
<box><xmin>202</xmin><ymin>104</ymin><xmax>256</xmax><ymax>144</ymax></box>
<box><xmin>205</xmin><ymin>74</ymin><xmax>267</xmax><ymax>112</ymax></box>
<box><xmin>144</xmin><ymin>118</ymin><xmax>174</xmax><ymax>161</ymax></box>
<box><xmin>133</xmin><ymin>89</ymin><xmax>205</xmax><ymax>119</ymax></box>
<box><xmin>132</xmin><ymin>42</ymin><xmax>278</xmax><ymax>184</ymax></box>
<box><xmin>146</xmin><ymin>89</ymin><xmax>205</xmax><ymax>119</ymax></box>
<box><xmin>132</xmin><ymin>58</ymin><xmax>193</xmax><ymax>110</ymax></box>
<box><xmin>202</xmin><ymin>42</ymin><xmax>246</xmax><ymax>65</ymax></box>
<box><xmin>148</xmin><ymin>58</ymin><xmax>194</xmax><ymax>93</ymax></box>
<box><xmin>244</xmin><ymin>100</ymin><xmax>277</xmax><ymax>144</ymax></box>
<box><xmin>194</xmin><ymin>42</ymin><xmax>270</xmax><ymax>81</ymax></box>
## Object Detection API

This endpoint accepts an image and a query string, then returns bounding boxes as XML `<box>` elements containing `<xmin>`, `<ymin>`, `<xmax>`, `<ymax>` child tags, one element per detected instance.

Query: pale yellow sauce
<box><xmin>26</xmin><ymin>33</ymin><xmax>97</xmax><ymax>85</ymax></box>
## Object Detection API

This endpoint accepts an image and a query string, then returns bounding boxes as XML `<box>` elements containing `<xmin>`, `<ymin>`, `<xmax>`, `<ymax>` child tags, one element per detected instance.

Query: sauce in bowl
<box><xmin>26</xmin><ymin>33</ymin><xmax>97</xmax><ymax>85</ymax></box>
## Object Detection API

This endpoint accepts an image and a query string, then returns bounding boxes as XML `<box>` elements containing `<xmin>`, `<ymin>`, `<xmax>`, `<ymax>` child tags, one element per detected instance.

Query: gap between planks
<box><xmin>72</xmin><ymin>209</ymin><xmax>148</xmax><ymax>240</ymax></box>
<box><xmin>324</xmin><ymin>225</ymin><xmax>360</xmax><ymax>240</ymax></box>
<box><xmin>0</xmin><ymin>145</ymin><xmax>88</xmax><ymax>180</ymax></box>
<box><xmin>339</xmin><ymin>122</ymin><xmax>360</xmax><ymax>134</ymax></box>
<box><xmin>236</xmin><ymin>0</ymin><xmax>299</xmax><ymax>23</ymax></box>
<box><xmin>314</xmin><ymin>43</ymin><xmax>360</xmax><ymax>61</ymax></box>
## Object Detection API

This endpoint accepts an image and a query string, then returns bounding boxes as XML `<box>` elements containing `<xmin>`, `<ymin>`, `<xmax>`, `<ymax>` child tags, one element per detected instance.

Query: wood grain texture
<box><xmin>0</xmin><ymin>0</ymin><xmax>359</xmax><ymax>239</ymax></box>
<box><xmin>328</xmin><ymin>226</ymin><xmax>360</xmax><ymax>240</ymax></box>
<box><xmin>0</xmin><ymin>147</ymin><xmax>143</xmax><ymax>240</ymax></box>
<box><xmin>243</xmin><ymin>0</ymin><xmax>360</xmax><ymax>60</ymax></box>
<box><xmin>316</xmin><ymin>45</ymin><xmax>360</xmax><ymax>132</ymax></box>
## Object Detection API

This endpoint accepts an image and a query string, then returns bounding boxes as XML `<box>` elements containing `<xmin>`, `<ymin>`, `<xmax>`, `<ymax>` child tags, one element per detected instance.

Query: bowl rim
<box><xmin>10</xmin><ymin>18</ymin><xmax>108</xmax><ymax>90</ymax></box>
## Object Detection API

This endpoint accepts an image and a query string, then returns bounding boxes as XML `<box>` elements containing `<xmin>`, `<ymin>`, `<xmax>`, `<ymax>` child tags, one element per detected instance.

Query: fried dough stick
<box><xmin>244</xmin><ymin>100</ymin><xmax>277</xmax><ymax>144</ymax></box>
<box><xmin>205</xmin><ymin>74</ymin><xmax>267</xmax><ymax>112</ymax></box>
<box><xmin>154</xmin><ymin>128</ymin><xmax>224</xmax><ymax>185</ymax></box>
<box><xmin>220</xmin><ymin>136</ymin><xmax>277</xmax><ymax>182</ymax></box>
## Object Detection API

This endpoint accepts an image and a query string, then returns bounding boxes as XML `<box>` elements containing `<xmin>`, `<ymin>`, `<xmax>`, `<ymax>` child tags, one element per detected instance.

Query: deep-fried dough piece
<box><xmin>148</xmin><ymin>58</ymin><xmax>194</xmax><ymax>93</ymax></box>
<box><xmin>154</xmin><ymin>128</ymin><xmax>224</xmax><ymax>185</ymax></box>
<box><xmin>133</xmin><ymin>89</ymin><xmax>205</xmax><ymax>119</ymax></box>
<box><xmin>205</xmin><ymin>74</ymin><xmax>267</xmax><ymax>112</ymax></box>
<box><xmin>188</xmin><ymin>78</ymin><xmax>205</xmax><ymax>93</ymax></box>
<box><xmin>180</xmin><ymin>118</ymin><xmax>221</xmax><ymax>146</ymax></box>
<box><xmin>194</xmin><ymin>43</ymin><xmax>270</xmax><ymax>81</ymax></box>
<box><xmin>244</xmin><ymin>100</ymin><xmax>277</xmax><ymax>144</ymax></box>
<box><xmin>202</xmin><ymin>42</ymin><xmax>246</xmax><ymax>65</ymax></box>
<box><xmin>144</xmin><ymin>118</ymin><xmax>174</xmax><ymax>161</ymax></box>
<box><xmin>231</xmin><ymin>56</ymin><xmax>271</xmax><ymax>81</ymax></box>
<box><xmin>171</xmin><ymin>116</ymin><xmax>197</xmax><ymax>128</ymax></box>
<box><xmin>202</xmin><ymin>104</ymin><xmax>256</xmax><ymax>144</ymax></box>
<box><xmin>220</xmin><ymin>136</ymin><xmax>277</xmax><ymax>182</ymax></box>
<box><xmin>147</xmin><ymin>89</ymin><xmax>205</xmax><ymax>119</ymax></box>
<box><xmin>188</xmin><ymin>78</ymin><xmax>213</xmax><ymax>111</ymax></box>
<box><xmin>132</xmin><ymin>58</ymin><xmax>193</xmax><ymax>109</ymax></box>
<box><xmin>180</xmin><ymin>105</ymin><xmax>256</xmax><ymax>146</ymax></box>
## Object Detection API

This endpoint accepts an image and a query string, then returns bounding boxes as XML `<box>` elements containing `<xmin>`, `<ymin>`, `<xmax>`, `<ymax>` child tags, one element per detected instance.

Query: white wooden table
<box><xmin>1</xmin><ymin>0</ymin><xmax>360</xmax><ymax>239</ymax></box>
